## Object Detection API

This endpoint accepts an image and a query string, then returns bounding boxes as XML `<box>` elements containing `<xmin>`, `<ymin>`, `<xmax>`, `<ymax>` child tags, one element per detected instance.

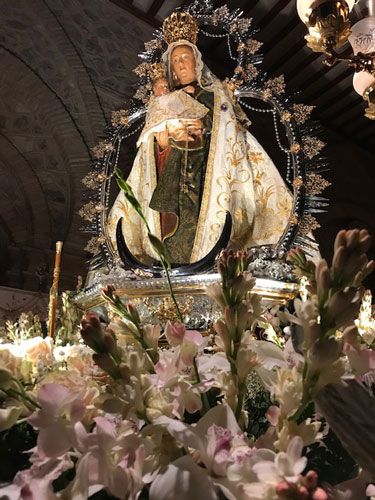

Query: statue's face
<box><xmin>153</xmin><ymin>78</ymin><xmax>169</xmax><ymax>96</ymax></box>
<box><xmin>170</xmin><ymin>45</ymin><xmax>196</xmax><ymax>85</ymax></box>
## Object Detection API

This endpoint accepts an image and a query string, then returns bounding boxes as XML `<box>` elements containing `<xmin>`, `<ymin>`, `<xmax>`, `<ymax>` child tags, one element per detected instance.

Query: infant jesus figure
<box><xmin>137</xmin><ymin>62</ymin><xmax>209</xmax><ymax>151</ymax></box>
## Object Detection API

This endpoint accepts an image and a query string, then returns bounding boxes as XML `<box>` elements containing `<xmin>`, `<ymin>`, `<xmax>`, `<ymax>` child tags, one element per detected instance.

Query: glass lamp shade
<box><xmin>353</xmin><ymin>71</ymin><xmax>375</xmax><ymax>95</ymax></box>
<box><xmin>348</xmin><ymin>16</ymin><xmax>375</xmax><ymax>54</ymax></box>
<box><xmin>349</xmin><ymin>16</ymin><xmax>375</xmax><ymax>96</ymax></box>
<box><xmin>297</xmin><ymin>0</ymin><xmax>356</xmax><ymax>23</ymax></box>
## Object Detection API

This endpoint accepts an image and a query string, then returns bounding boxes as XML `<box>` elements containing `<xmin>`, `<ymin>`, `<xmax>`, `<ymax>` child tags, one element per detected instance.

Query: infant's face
<box><xmin>153</xmin><ymin>78</ymin><xmax>169</xmax><ymax>96</ymax></box>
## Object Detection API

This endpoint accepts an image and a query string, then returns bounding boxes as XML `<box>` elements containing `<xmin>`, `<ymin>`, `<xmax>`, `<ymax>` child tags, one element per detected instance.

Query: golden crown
<box><xmin>162</xmin><ymin>11</ymin><xmax>199</xmax><ymax>45</ymax></box>
<box><xmin>148</xmin><ymin>62</ymin><xmax>168</xmax><ymax>82</ymax></box>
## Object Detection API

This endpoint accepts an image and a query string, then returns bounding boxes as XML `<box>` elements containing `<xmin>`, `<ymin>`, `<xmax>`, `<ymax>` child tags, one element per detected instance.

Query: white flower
<box><xmin>253</xmin><ymin>436</ymin><xmax>307</xmax><ymax>485</ymax></box>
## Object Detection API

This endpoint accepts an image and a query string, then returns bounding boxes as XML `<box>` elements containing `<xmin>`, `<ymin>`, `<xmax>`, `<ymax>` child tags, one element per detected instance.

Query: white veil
<box><xmin>161</xmin><ymin>40</ymin><xmax>218</xmax><ymax>90</ymax></box>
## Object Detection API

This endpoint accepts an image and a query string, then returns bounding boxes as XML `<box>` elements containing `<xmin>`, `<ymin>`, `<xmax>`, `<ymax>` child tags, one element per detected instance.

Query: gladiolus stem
<box><xmin>164</xmin><ymin>268</ymin><xmax>183</xmax><ymax>323</ymax></box>
<box><xmin>193</xmin><ymin>355</ymin><xmax>210</xmax><ymax>414</ymax></box>
<box><xmin>1</xmin><ymin>387</ymin><xmax>41</xmax><ymax>410</ymax></box>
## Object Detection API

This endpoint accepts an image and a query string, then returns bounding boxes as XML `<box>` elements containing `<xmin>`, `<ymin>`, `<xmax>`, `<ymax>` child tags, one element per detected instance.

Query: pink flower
<box><xmin>28</xmin><ymin>383</ymin><xmax>85</xmax><ymax>457</ymax></box>
<box><xmin>0</xmin><ymin>452</ymin><xmax>73</xmax><ymax>500</ymax></box>
<box><xmin>156</xmin><ymin>404</ymin><xmax>248</xmax><ymax>476</ymax></box>
<box><xmin>344</xmin><ymin>342</ymin><xmax>375</xmax><ymax>375</ymax></box>
<box><xmin>165</xmin><ymin>321</ymin><xmax>186</xmax><ymax>347</ymax></box>
<box><xmin>151</xmin><ymin>405</ymin><xmax>251</xmax><ymax>499</ymax></box>
<box><xmin>253</xmin><ymin>436</ymin><xmax>307</xmax><ymax>485</ymax></box>
<box><xmin>155</xmin><ymin>350</ymin><xmax>180</xmax><ymax>382</ymax></box>
<box><xmin>72</xmin><ymin>416</ymin><xmax>144</xmax><ymax>499</ymax></box>
<box><xmin>143</xmin><ymin>324</ymin><xmax>160</xmax><ymax>350</ymax></box>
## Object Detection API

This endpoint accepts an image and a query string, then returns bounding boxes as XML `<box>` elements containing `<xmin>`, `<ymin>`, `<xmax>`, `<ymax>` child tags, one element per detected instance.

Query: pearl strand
<box><xmin>272</xmin><ymin>110</ymin><xmax>290</xmax><ymax>155</ymax></box>
<box><xmin>238</xmin><ymin>98</ymin><xmax>273</xmax><ymax>114</ymax></box>
<box><xmin>227</xmin><ymin>34</ymin><xmax>237</xmax><ymax>61</ymax></box>
<box><xmin>200</xmin><ymin>28</ymin><xmax>227</xmax><ymax>38</ymax></box>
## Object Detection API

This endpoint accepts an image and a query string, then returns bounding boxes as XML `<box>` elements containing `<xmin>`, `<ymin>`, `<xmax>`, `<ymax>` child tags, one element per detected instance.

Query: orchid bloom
<box><xmin>28</xmin><ymin>383</ymin><xmax>85</xmax><ymax>457</ymax></box>
<box><xmin>164</xmin><ymin>322</ymin><xmax>207</xmax><ymax>366</ymax></box>
<box><xmin>150</xmin><ymin>405</ymin><xmax>254</xmax><ymax>499</ymax></box>
<box><xmin>252</xmin><ymin>436</ymin><xmax>307</xmax><ymax>485</ymax></box>
<box><xmin>71</xmin><ymin>416</ymin><xmax>144</xmax><ymax>500</ymax></box>
<box><xmin>0</xmin><ymin>452</ymin><xmax>73</xmax><ymax>500</ymax></box>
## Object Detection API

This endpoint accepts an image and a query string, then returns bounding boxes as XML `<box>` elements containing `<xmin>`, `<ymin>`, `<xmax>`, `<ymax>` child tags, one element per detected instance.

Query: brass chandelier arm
<box><xmin>297</xmin><ymin>0</ymin><xmax>375</xmax><ymax>120</ymax></box>
<box><xmin>322</xmin><ymin>49</ymin><xmax>375</xmax><ymax>76</ymax></box>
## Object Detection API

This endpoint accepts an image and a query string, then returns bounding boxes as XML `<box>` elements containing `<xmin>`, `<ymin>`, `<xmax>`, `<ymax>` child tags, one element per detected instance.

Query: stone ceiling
<box><xmin>0</xmin><ymin>0</ymin><xmax>153</xmax><ymax>291</ymax></box>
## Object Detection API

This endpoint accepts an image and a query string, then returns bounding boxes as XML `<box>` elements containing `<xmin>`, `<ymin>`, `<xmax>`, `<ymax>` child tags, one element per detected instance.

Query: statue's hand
<box><xmin>186</xmin><ymin>119</ymin><xmax>204</xmax><ymax>138</ymax></box>
<box><xmin>167</xmin><ymin>122</ymin><xmax>193</xmax><ymax>142</ymax></box>
<box><xmin>154</xmin><ymin>128</ymin><xmax>170</xmax><ymax>149</ymax></box>
<box><xmin>183</xmin><ymin>85</ymin><xmax>195</xmax><ymax>95</ymax></box>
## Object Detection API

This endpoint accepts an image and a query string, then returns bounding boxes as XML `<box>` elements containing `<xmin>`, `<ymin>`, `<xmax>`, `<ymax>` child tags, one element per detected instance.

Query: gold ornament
<box><xmin>162</xmin><ymin>11</ymin><xmax>199</xmax><ymax>45</ymax></box>
<box><xmin>290</xmin><ymin>143</ymin><xmax>301</xmax><ymax>154</ymax></box>
<box><xmin>148</xmin><ymin>62</ymin><xmax>168</xmax><ymax>82</ymax></box>
<box><xmin>133</xmin><ymin>62</ymin><xmax>151</xmax><ymax>78</ymax></box>
<box><xmin>134</xmin><ymin>85</ymin><xmax>151</xmax><ymax>104</ymax></box>
<box><xmin>111</xmin><ymin>109</ymin><xmax>129</xmax><ymax>127</ymax></box>
<box><xmin>281</xmin><ymin>111</ymin><xmax>292</xmax><ymax>123</ymax></box>
<box><xmin>244</xmin><ymin>63</ymin><xmax>258</xmax><ymax>80</ymax></box>
<box><xmin>226</xmin><ymin>77</ymin><xmax>243</xmax><ymax>91</ymax></box>
<box><xmin>261</xmin><ymin>88</ymin><xmax>272</xmax><ymax>99</ymax></box>
<box><xmin>299</xmin><ymin>214</ymin><xmax>321</xmax><ymax>235</ymax></box>
<box><xmin>292</xmin><ymin>103</ymin><xmax>315</xmax><ymax>124</ymax></box>
<box><xmin>264</xmin><ymin>75</ymin><xmax>286</xmax><ymax>95</ymax></box>
<box><xmin>293</xmin><ymin>176</ymin><xmax>303</xmax><ymax>189</ymax></box>
<box><xmin>240</xmin><ymin>38</ymin><xmax>263</xmax><ymax>55</ymax></box>
<box><xmin>211</xmin><ymin>6</ymin><xmax>230</xmax><ymax>26</ymax></box>
<box><xmin>144</xmin><ymin>38</ymin><xmax>163</xmax><ymax>52</ymax></box>
<box><xmin>79</xmin><ymin>201</ymin><xmax>104</xmax><ymax>222</ymax></box>
<box><xmin>228</xmin><ymin>17</ymin><xmax>253</xmax><ymax>35</ymax></box>
<box><xmin>364</xmin><ymin>85</ymin><xmax>375</xmax><ymax>121</ymax></box>
<box><xmin>304</xmin><ymin>0</ymin><xmax>352</xmax><ymax>53</ymax></box>
<box><xmin>289</xmin><ymin>213</ymin><xmax>299</xmax><ymax>225</ymax></box>
<box><xmin>306</xmin><ymin>173</ymin><xmax>331</xmax><ymax>196</ymax></box>
<box><xmin>144</xmin><ymin>296</ymin><xmax>193</xmax><ymax>323</ymax></box>
<box><xmin>82</xmin><ymin>172</ymin><xmax>107</xmax><ymax>190</ymax></box>
<box><xmin>84</xmin><ymin>235</ymin><xmax>105</xmax><ymax>254</ymax></box>
<box><xmin>248</xmin><ymin>150</ymin><xmax>264</xmax><ymax>165</ymax></box>
<box><xmin>302</xmin><ymin>136</ymin><xmax>326</xmax><ymax>159</ymax></box>
<box><xmin>91</xmin><ymin>141</ymin><xmax>114</xmax><ymax>159</ymax></box>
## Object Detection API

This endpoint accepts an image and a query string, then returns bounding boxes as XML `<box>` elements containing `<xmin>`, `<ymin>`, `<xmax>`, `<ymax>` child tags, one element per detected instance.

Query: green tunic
<box><xmin>149</xmin><ymin>87</ymin><xmax>214</xmax><ymax>263</ymax></box>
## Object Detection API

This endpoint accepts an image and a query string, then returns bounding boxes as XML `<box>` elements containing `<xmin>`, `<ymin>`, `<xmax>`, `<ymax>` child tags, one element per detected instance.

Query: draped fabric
<box><xmin>107</xmin><ymin>79</ymin><xmax>293</xmax><ymax>264</ymax></box>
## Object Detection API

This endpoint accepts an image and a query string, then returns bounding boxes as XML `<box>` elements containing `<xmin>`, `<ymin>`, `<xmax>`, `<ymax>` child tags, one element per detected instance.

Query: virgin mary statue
<box><xmin>107</xmin><ymin>11</ymin><xmax>292</xmax><ymax>264</ymax></box>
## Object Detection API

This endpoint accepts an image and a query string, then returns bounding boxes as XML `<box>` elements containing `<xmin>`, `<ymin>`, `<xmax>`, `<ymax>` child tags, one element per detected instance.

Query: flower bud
<box><xmin>312</xmin><ymin>487</ymin><xmax>329</xmax><ymax>500</ymax></box>
<box><xmin>333</xmin><ymin>230</ymin><xmax>347</xmax><ymax>253</ymax></box>
<box><xmin>275</xmin><ymin>481</ymin><xmax>292</xmax><ymax>497</ymax></box>
<box><xmin>298</xmin><ymin>486</ymin><xmax>309</xmax><ymax>499</ymax></box>
<box><xmin>358</xmin><ymin>229</ymin><xmax>371</xmax><ymax>253</ymax></box>
<box><xmin>103</xmin><ymin>331</ymin><xmax>117</xmax><ymax>355</ymax></box>
<box><xmin>332</xmin><ymin>246</ymin><xmax>348</xmax><ymax>274</ymax></box>
<box><xmin>316</xmin><ymin>260</ymin><xmax>330</xmax><ymax>291</ymax></box>
<box><xmin>345</xmin><ymin>229</ymin><xmax>360</xmax><ymax>252</ymax></box>
<box><xmin>80</xmin><ymin>313</ymin><xmax>106</xmax><ymax>353</ymax></box>
<box><xmin>308</xmin><ymin>337</ymin><xmax>342</xmax><ymax>369</ymax></box>
<box><xmin>304</xmin><ymin>470</ymin><xmax>318</xmax><ymax>488</ymax></box>
<box><xmin>126</xmin><ymin>304</ymin><xmax>141</xmax><ymax>324</ymax></box>
<box><xmin>214</xmin><ymin>319</ymin><xmax>232</xmax><ymax>355</ymax></box>
<box><xmin>342</xmin><ymin>325</ymin><xmax>360</xmax><ymax>347</ymax></box>
<box><xmin>92</xmin><ymin>352</ymin><xmax>121</xmax><ymax>379</ymax></box>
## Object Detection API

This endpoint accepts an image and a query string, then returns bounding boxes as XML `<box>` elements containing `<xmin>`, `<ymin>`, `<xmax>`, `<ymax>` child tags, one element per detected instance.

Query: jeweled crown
<box><xmin>148</xmin><ymin>62</ymin><xmax>168</xmax><ymax>82</ymax></box>
<box><xmin>162</xmin><ymin>11</ymin><xmax>199</xmax><ymax>45</ymax></box>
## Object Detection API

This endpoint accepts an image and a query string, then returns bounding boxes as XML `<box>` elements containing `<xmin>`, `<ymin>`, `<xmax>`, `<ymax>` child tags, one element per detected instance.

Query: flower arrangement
<box><xmin>0</xmin><ymin>229</ymin><xmax>374</xmax><ymax>499</ymax></box>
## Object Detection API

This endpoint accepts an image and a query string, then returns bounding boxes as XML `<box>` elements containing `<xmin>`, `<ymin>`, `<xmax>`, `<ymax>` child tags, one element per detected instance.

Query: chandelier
<box><xmin>297</xmin><ymin>0</ymin><xmax>375</xmax><ymax>119</ymax></box>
